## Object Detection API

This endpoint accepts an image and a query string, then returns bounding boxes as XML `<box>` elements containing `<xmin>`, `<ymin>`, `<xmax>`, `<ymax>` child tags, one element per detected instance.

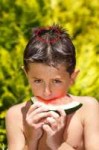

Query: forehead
<box><xmin>27</xmin><ymin>63</ymin><xmax>69</xmax><ymax>78</ymax></box>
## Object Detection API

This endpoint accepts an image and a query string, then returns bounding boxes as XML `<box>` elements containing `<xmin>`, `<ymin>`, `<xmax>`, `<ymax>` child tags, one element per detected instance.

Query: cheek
<box><xmin>54</xmin><ymin>81</ymin><xmax>71</xmax><ymax>96</ymax></box>
<box><xmin>31</xmin><ymin>86</ymin><xmax>42</xmax><ymax>95</ymax></box>
<box><xmin>29</xmin><ymin>82</ymin><xmax>42</xmax><ymax>95</ymax></box>
<box><xmin>53</xmin><ymin>87</ymin><xmax>67</xmax><ymax>98</ymax></box>
<box><xmin>53</xmin><ymin>93</ymin><xmax>65</xmax><ymax>100</ymax></box>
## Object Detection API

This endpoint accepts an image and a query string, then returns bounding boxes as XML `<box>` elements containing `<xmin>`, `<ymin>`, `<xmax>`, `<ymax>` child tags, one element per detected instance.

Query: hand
<box><xmin>25</xmin><ymin>102</ymin><xmax>51</xmax><ymax>142</ymax></box>
<box><xmin>42</xmin><ymin>109</ymin><xmax>66</xmax><ymax>150</ymax></box>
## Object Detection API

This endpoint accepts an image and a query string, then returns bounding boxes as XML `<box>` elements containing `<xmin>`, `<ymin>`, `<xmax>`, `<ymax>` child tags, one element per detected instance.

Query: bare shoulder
<box><xmin>5</xmin><ymin>101</ymin><xmax>30</xmax><ymax>127</ymax></box>
<box><xmin>71</xmin><ymin>95</ymin><xmax>99</xmax><ymax>108</ymax></box>
<box><xmin>6</xmin><ymin>102</ymin><xmax>26</xmax><ymax>117</ymax></box>
<box><xmin>71</xmin><ymin>95</ymin><xmax>99</xmax><ymax>120</ymax></box>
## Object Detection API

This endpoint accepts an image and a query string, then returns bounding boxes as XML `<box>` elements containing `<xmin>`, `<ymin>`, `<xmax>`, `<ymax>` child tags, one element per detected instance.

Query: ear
<box><xmin>70</xmin><ymin>69</ymin><xmax>80</xmax><ymax>85</ymax></box>
<box><xmin>21</xmin><ymin>65</ymin><xmax>28</xmax><ymax>77</ymax></box>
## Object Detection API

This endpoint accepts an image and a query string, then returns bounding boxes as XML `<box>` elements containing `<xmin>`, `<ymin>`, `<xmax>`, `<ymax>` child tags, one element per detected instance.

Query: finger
<box><xmin>46</xmin><ymin>117</ymin><xmax>57</xmax><ymax>130</ymax></box>
<box><xmin>42</xmin><ymin>124</ymin><xmax>52</xmax><ymax>135</ymax></box>
<box><xmin>55</xmin><ymin>108</ymin><xmax>66</xmax><ymax>117</ymax></box>
<box><xmin>26</xmin><ymin>105</ymin><xmax>50</xmax><ymax>121</ymax></box>
<box><xmin>49</xmin><ymin>111</ymin><xmax>60</xmax><ymax>119</ymax></box>
<box><xmin>55</xmin><ymin>108</ymin><xmax>66</xmax><ymax>123</ymax></box>
<box><xmin>27</xmin><ymin>103</ymin><xmax>43</xmax><ymax>115</ymax></box>
<box><xmin>31</xmin><ymin>111</ymin><xmax>53</xmax><ymax>123</ymax></box>
<box><xmin>34</xmin><ymin>122</ymin><xmax>44</xmax><ymax>129</ymax></box>
<box><xmin>30</xmin><ymin>105</ymin><xmax>49</xmax><ymax>116</ymax></box>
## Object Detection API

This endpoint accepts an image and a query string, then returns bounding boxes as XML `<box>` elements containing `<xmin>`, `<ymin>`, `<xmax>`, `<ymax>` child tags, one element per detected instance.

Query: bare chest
<box><xmin>65</xmin><ymin>115</ymin><xmax>84</xmax><ymax>149</ymax></box>
<box><xmin>38</xmin><ymin>115</ymin><xmax>84</xmax><ymax>150</ymax></box>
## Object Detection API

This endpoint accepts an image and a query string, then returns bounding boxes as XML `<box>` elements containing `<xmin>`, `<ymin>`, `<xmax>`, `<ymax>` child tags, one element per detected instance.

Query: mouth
<box><xmin>36</xmin><ymin>96</ymin><xmax>59</xmax><ymax>104</ymax></box>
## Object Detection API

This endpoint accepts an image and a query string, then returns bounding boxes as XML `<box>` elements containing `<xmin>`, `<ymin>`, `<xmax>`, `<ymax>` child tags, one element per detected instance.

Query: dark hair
<box><xmin>23</xmin><ymin>24</ymin><xmax>76</xmax><ymax>74</ymax></box>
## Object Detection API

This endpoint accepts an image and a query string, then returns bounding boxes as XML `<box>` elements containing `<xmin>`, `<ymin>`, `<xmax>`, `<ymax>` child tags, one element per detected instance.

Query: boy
<box><xmin>6</xmin><ymin>25</ymin><xmax>99</xmax><ymax>150</ymax></box>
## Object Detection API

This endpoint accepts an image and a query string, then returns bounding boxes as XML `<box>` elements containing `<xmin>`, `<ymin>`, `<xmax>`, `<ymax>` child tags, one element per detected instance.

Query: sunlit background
<box><xmin>0</xmin><ymin>0</ymin><xmax>99</xmax><ymax>148</ymax></box>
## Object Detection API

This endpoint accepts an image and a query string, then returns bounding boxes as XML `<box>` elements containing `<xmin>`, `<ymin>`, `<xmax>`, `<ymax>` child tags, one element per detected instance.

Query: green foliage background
<box><xmin>0</xmin><ymin>0</ymin><xmax>99</xmax><ymax>148</ymax></box>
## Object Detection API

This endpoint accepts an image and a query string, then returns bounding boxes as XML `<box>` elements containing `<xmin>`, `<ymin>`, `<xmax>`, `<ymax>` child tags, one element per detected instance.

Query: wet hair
<box><xmin>23</xmin><ymin>24</ymin><xmax>76</xmax><ymax>74</ymax></box>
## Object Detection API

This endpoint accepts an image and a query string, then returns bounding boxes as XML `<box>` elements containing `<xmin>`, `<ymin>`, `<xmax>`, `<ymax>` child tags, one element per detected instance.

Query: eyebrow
<box><xmin>32</xmin><ymin>76</ymin><xmax>62</xmax><ymax>80</ymax></box>
<box><xmin>32</xmin><ymin>77</ymin><xmax>41</xmax><ymax>79</ymax></box>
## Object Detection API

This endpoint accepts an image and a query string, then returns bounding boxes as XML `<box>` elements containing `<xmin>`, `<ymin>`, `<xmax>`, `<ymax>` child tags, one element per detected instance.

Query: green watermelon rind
<box><xmin>31</xmin><ymin>97</ymin><xmax>83</xmax><ymax>115</ymax></box>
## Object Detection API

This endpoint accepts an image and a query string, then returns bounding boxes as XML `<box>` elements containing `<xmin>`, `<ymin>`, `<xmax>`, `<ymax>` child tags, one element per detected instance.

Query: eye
<box><xmin>34</xmin><ymin>79</ymin><xmax>42</xmax><ymax>83</ymax></box>
<box><xmin>53</xmin><ymin>79</ymin><xmax>62</xmax><ymax>84</ymax></box>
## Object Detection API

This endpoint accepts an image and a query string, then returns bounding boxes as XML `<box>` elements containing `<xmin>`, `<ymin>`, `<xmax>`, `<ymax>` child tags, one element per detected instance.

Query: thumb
<box><xmin>42</xmin><ymin>124</ymin><xmax>52</xmax><ymax>135</ymax></box>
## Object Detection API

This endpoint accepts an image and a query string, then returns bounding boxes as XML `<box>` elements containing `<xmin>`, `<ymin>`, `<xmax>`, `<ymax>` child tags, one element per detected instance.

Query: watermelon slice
<box><xmin>31</xmin><ymin>97</ymin><xmax>83</xmax><ymax>115</ymax></box>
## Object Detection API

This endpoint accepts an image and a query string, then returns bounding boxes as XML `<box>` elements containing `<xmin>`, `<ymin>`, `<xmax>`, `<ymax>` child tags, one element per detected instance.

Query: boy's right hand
<box><xmin>25</xmin><ymin>102</ymin><xmax>51</xmax><ymax>141</ymax></box>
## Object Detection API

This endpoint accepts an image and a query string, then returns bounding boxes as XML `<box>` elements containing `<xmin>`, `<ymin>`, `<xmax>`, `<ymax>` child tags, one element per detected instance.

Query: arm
<box><xmin>5</xmin><ymin>106</ymin><xmax>26</xmax><ymax>150</ymax></box>
<box><xmin>84</xmin><ymin>98</ymin><xmax>99</xmax><ymax>149</ymax></box>
<box><xmin>58</xmin><ymin>142</ymin><xmax>76</xmax><ymax>150</ymax></box>
<box><xmin>5</xmin><ymin>103</ymin><xmax>46</xmax><ymax>150</ymax></box>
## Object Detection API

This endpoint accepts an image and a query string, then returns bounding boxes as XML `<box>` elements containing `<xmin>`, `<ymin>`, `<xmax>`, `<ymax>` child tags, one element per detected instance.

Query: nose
<box><xmin>43</xmin><ymin>84</ymin><xmax>52</xmax><ymax>97</ymax></box>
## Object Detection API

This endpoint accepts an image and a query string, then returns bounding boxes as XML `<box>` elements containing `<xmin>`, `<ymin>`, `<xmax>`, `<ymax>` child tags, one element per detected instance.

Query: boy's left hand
<box><xmin>42</xmin><ymin>109</ymin><xmax>66</xmax><ymax>150</ymax></box>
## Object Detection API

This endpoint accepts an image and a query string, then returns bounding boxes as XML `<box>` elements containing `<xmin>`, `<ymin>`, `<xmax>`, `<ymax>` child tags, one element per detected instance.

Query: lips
<box><xmin>37</xmin><ymin>96</ymin><xmax>64</xmax><ymax>104</ymax></box>
<box><xmin>36</xmin><ymin>95</ymin><xmax>64</xmax><ymax>104</ymax></box>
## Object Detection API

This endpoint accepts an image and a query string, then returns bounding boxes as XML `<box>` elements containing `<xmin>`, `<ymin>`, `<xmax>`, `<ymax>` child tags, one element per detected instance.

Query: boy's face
<box><xmin>26</xmin><ymin>63</ymin><xmax>76</xmax><ymax>103</ymax></box>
